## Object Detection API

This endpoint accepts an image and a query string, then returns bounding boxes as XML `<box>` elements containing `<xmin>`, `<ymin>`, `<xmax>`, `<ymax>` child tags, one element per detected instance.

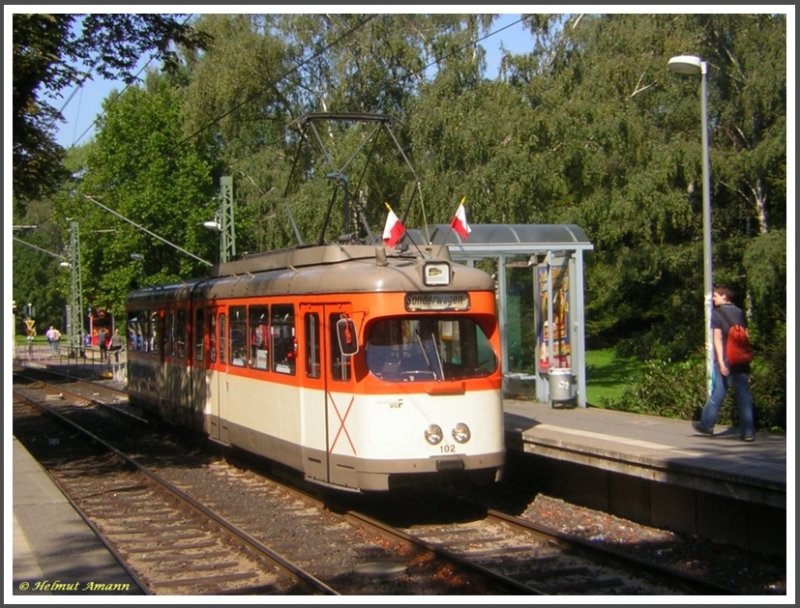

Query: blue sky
<box><xmin>54</xmin><ymin>12</ymin><xmax>532</xmax><ymax>149</ymax></box>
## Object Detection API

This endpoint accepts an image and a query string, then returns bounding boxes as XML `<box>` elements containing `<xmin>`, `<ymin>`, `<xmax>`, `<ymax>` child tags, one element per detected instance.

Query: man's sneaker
<box><xmin>742</xmin><ymin>435</ymin><xmax>755</xmax><ymax>442</ymax></box>
<box><xmin>692</xmin><ymin>420</ymin><xmax>714</xmax><ymax>437</ymax></box>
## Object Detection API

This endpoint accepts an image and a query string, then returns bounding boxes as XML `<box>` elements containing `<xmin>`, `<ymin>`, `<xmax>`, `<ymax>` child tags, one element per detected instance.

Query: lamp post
<box><xmin>668</xmin><ymin>54</ymin><xmax>713</xmax><ymax>397</ymax></box>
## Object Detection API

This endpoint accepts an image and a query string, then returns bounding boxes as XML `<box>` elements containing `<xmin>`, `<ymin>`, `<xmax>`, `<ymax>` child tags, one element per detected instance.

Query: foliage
<box><xmin>12</xmin><ymin>227</ymin><xmax>68</xmax><ymax>335</ymax></box>
<box><xmin>12</xmin><ymin>14</ymin><xmax>72</xmax><ymax>205</ymax></box>
<box><xmin>11</xmin><ymin>192</ymin><xmax>72</xmax><ymax>334</ymax></box>
<box><xmin>57</xmin><ymin>76</ymin><xmax>216</xmax><ymax>317</ymax></box>
<box><xmin>604</xmin><ymin>351</ymin><xmax>785</xmax><ymax>432</ymax></box>
<box><xmin>748</xmin><ymin>322</ymin><xmax>787</xmax><ymax>431</ymax></box>
<box><xmin>11</xmin><ymin>13</ymin><xmax>208</xmax><ymax>212</ymax></box>
<box><xmin>743</xmin><ymin>229</ymin><xmax>787</xmax><ymax>339</ymax></box>
<box><xmin>613</xmin><ymin>358</ymin><xmax>708</xmax><ymax>420</ymax></box>
<box><xmin>11</xmin><ymin>12</ymin><xmax>787</xmax><ymax>421</ymax></box>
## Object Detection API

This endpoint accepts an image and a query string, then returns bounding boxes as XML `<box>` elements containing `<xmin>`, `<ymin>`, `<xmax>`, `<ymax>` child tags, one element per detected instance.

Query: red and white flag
<box><xmin>450</xmin><ymin>197</ymin><xmax>471</xmax><ymax>240</ymax></box>
<box><xmin>382</xmin><ymin>202</ymin><xmax>406</xmax><ymax>247</ymax></box>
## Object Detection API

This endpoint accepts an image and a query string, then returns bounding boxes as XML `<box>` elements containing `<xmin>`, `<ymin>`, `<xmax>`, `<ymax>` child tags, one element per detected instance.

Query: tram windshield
<box><xmin>365</xmin><ymin>317</ymin><xmax>497</xmax><ymax>382</ymax></box>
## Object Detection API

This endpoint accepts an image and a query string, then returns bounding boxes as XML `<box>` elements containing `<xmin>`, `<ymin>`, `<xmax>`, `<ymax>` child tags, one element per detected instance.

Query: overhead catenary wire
<box><xmin>63</xmin><ymin>14</ymin><xmax>531</xmax><ymax>151</ymax></box>
<box><xmin>62</xmin><ymin>14</ymin><xmax>195</xmax><ymax>148</ymax></box>
<box><xmin>83</xmin><ymin>194</ymin><xmax>213</xmax><ymax>267</ymax></box>
<box><xmin>57</xmin><ymin>14</ymin><xmax>534</xmax><ymax>258</ymax></box>
<box><xmin>12</xmin><ymin>237</ymin><xmax>67</xmax><ymax>261</ymax></box>
<box><xmin>174</xmin><ymin>14</ymin><xmax>378</xmax><ymax>148</ymax></box>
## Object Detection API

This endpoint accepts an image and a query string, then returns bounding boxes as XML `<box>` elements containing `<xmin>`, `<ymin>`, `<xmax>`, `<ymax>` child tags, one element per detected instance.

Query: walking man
<box><xmin>692</xmin><ymin>285</ymin><xmax>756</xmax><ymax>441</ymax></box>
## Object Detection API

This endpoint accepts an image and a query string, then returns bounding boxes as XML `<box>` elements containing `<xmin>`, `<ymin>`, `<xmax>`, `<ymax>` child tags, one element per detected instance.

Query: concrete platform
<box><xmin>9</xmin><ymin>438</ymin><xmax>143</xmax><ymax>597</ymax></box>
<box><xmin>502</xmin><ymin>399</ymin><xmax>789</xmax><ymax>555</ymax></box>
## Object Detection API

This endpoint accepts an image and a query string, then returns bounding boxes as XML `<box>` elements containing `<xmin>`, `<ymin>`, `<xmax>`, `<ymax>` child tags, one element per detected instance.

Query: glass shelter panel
<box><xmin>505</xmin><ymin>258</ymin><xmax>536</xmax><ymax>374</ymax></box>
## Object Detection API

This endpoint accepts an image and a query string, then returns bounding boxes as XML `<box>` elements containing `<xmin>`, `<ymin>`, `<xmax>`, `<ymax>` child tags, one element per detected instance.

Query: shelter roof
<box><xmin>405</xmin><ymin>224</ymin><xmax>593</xmax><ymax>255</ymax></box>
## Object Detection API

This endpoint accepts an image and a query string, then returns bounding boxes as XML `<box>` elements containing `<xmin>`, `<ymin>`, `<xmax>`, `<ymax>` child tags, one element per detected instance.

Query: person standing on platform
<box><xmin>98</xmin><ymin>326</ymin><xmax>109</xmax><ymax>362</ymax></box>
<box><xmin>46</xmin><ymin>325</ymin><xmax>59</xmax><ymax>356</ymax></box>
<box><xmin>109</xmin><ymin>328</ymin><xmax>123</xmax><ymax>362</ymax></box>
<box><xmin>52</xmin><ymin>326</ymin><xmax>61</xmax><ymax>356</ymax></box>
<box><xmin>692</xmin><ymin>285</ymin><xmax>756</xmax><ymax>442</ymax></box>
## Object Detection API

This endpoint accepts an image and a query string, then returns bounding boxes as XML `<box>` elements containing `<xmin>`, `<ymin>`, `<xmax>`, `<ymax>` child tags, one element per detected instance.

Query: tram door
<box><xmin>207</xmin><ymin>307</ymin><xmax>229</xmax><ymax>444</ymax></box>
<box><xmin>298</xmin><ymin>303</ymin><xmax>357</xmax><ymax>488</ymax></box>
<box><xmin>190</xmin><ymin>305</ymin><xmax>207</xmax><ymax>432</ymax></box>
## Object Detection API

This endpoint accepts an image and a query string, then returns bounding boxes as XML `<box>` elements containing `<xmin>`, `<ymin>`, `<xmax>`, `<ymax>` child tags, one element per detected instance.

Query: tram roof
<box><xmin>405</xmin><ymin>224</ymin><xmax>594</xmax><ymax>256</ymax></box>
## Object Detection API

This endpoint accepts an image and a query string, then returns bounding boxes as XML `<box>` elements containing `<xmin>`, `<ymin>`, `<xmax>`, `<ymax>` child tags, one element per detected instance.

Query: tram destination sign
<box><xmin>405</xmin><ymin>292</ymin><xmax>470</xmax><ymax>312</ymax></box>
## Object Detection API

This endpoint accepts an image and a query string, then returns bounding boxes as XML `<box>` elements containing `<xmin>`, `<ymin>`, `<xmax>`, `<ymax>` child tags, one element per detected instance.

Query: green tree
<box><xmin>12</xmin><ymin>12</ymin><xmax>208</xmax><ymax>212</ymax></box>
<box><xmin>15</xmin><ymin>12</ymin><xmax>784</xmax><ymax>422</ymax></box>
<box><xmin>178</xmin><ymin>14</ymin><xmax>464</xmax><ymax>248</ymax></box>
<box><xmin>12</xmin><ymin>217</ymin><xmax>68</xmax><ymax>335</ymax></box>
<box><xmin>179</xmin><ymin>14</ymin><xmax>297</xmax><ymax>254</ymax></box>
<box><xmin>408</xmin><ymin>12</ymin><xmax>785</xmax><ymax>419</ymax></box>
<box><xmin>59</xmin><ymin>75</ymin><xmax>216</xmax><ymax>318</ymax></box>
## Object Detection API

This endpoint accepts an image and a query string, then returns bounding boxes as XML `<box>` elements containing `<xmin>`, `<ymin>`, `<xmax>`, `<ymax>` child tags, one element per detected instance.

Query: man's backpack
<box><xmin>717</xmin><ymin>307</ymin><xmax>753</xmax><ymax>367</ymax></box>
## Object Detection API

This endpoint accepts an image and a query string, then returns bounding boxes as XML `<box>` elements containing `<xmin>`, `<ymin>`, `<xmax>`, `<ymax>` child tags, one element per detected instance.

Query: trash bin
<box><xmin>548</xmin><ymin>368</ymin><xmax>575</xmax><ymax>405</ymax></box>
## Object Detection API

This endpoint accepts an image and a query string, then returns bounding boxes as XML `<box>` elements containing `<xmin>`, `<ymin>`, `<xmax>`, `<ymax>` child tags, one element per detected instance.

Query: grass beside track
<box><xmin>585</xmin><ymin>347</ymin><xmax>643</xmax><ymax>406</ymax></box>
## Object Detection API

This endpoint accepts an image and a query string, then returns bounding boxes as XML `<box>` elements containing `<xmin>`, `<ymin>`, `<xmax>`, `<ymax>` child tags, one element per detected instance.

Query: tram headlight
<box><xmin>424</xmin><ymin>424</ymin><xmax>443</xmax><ymax>445</ymax></box>
<box><xmin>452</xmin><ymin>423</ymin><xmax>471</xmax><ymax>444</ymax></box>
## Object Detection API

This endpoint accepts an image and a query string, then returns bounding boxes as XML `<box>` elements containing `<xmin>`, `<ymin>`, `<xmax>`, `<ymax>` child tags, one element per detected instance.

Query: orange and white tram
<box><xmin>126</xmin><ymin>243</ymin><xmax>505</xmax><ymax>492</ymax></box>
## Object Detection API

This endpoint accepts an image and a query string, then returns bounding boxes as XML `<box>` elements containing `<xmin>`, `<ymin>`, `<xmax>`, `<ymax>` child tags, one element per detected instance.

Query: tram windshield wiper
<box><xmin>415</xmin><ymin>329</ymin><xmax>445</xmax><ymax>380</ymax></box>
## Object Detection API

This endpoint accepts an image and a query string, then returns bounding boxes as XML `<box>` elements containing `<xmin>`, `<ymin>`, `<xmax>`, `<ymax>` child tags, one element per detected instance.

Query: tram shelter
<box><xmin>407</xmin><ymin>224</ymin><xmax>594</xmax><ymax>407</ymax></box>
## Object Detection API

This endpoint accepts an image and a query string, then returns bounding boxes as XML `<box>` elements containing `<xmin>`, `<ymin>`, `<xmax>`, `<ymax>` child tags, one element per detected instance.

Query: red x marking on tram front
<box><xmin>328</xmin><ymin>394</ymin><xmax>356</xmax><ymax>456</ymax></box>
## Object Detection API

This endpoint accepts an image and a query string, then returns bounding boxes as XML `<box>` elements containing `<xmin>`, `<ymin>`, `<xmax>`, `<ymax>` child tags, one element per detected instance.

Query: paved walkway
<box><xmin>11</xmin><ymin>438</ymin><xmax>142</xmax><ymax>597</ymax></box>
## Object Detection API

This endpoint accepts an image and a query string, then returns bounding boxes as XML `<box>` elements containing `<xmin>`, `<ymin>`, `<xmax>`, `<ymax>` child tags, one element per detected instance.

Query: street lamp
<box><xmin>668</xmin><ymin>54</ymin><xmax>713</xmax><ymax>397</ymax></box>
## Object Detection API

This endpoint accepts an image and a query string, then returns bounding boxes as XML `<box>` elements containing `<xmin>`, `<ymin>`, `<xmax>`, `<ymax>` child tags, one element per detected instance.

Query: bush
<box><xmin>610</xmin><ymin>358</ymin><xmax>707</xmax><ymax>420</ymax></box>
<box><xmin>748</xmin><ymin>337</ymin><xmax>787</xmax><ymax>432</ymax></box>
<box><xmin>604</xmin><ymin>353</ymin><xmax>786</xmax><ymax>432</ymax></box>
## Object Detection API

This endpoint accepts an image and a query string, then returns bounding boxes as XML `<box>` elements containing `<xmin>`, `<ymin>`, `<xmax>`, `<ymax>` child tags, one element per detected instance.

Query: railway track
<box><xmin>12</xmin><ymin>389</ymin><xmax>335</xmax><ymax>595</ymax></box>
<box><xmin>12</xmin><ymin>374</ymin><xmax>504</xmax><ymax>595</ymax></box>
<box><xmin>13</xmin><ymin>369</ymin><xmax>739</xmax><ymax>595</ymax></box>
<box><xmin>342</xmin><ymin>495</ymin><xmax>734</xmax><ymax>595</ymax></box>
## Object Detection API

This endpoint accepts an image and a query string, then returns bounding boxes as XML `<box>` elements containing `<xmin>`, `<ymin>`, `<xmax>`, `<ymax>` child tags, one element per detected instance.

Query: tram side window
<box><xmin>127</xmin><ymin>313</ymin><xmax>144</xmax><ymax>352</ymax></box>
<box><xmin>194</xmin><ymin>308</ymin><xmax>204</xmax><ymax>362</ymax></box>
<box><xmin>305</xmin><ymin>313</ymin><xmax>321</xmax><ymax>379</ymax></box>
<box><xmin>230</xmin><ymin>306</ymin><xmax>247</xmax><ymax>367</ymax></box>
<box><xmin>249</xmin><ymin>305</ymin><xmax>269</xmax><ymax>370</ymax></box>
<box><xmin>330</xmin><ymin>313</ymin><xmax>352</xmax><ymax>381</ymax></box>
<box><xmin>150</xmin><ymin>311</ymin><xmax>161</xmax><ymax>355</ymax></box>
<box><xmin>175</xmin><ymin>308</ymin><xmax>186</xmax><ymax>359</ymax></box>
<box><xmin>271</xmin><ymin>304</ymin><xmax>296</xmax><ymax>375</ymax></box>
<box><xmin>142</xmin><ymin>313</ymin><xmax>151</xmax><ymax>353</ymax></box>
<box><xmin>208</xmin><ymin>310</ymin><xmax>217</xmax><ymax>363</ymax></box>
<box><xmin>140</xmin><ymin>312</ymin><xmax>151</xmax><ymax>353</ymax></box>
<box><xmin>218</xmin><ymin>314</ymin><xmax>227</xmax><ymax>364</ymax></box>
<box><xmin>164</xmin><ymin>311</ymin><xmax>175</xmax><ymax>356</ymax></box>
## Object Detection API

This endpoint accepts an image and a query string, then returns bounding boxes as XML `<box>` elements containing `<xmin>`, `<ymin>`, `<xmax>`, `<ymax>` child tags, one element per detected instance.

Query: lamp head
<box><xmin>668</xmin><ymin>54</ymin><xmax>703</xmax><ymax>75</ymax></box>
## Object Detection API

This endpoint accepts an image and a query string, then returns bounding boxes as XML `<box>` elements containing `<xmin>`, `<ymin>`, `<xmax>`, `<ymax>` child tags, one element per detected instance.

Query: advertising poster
<box><xmin>537</xmin><ymin>265</ymin><xmax>571</xmax><ymax>371</ymax></box>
